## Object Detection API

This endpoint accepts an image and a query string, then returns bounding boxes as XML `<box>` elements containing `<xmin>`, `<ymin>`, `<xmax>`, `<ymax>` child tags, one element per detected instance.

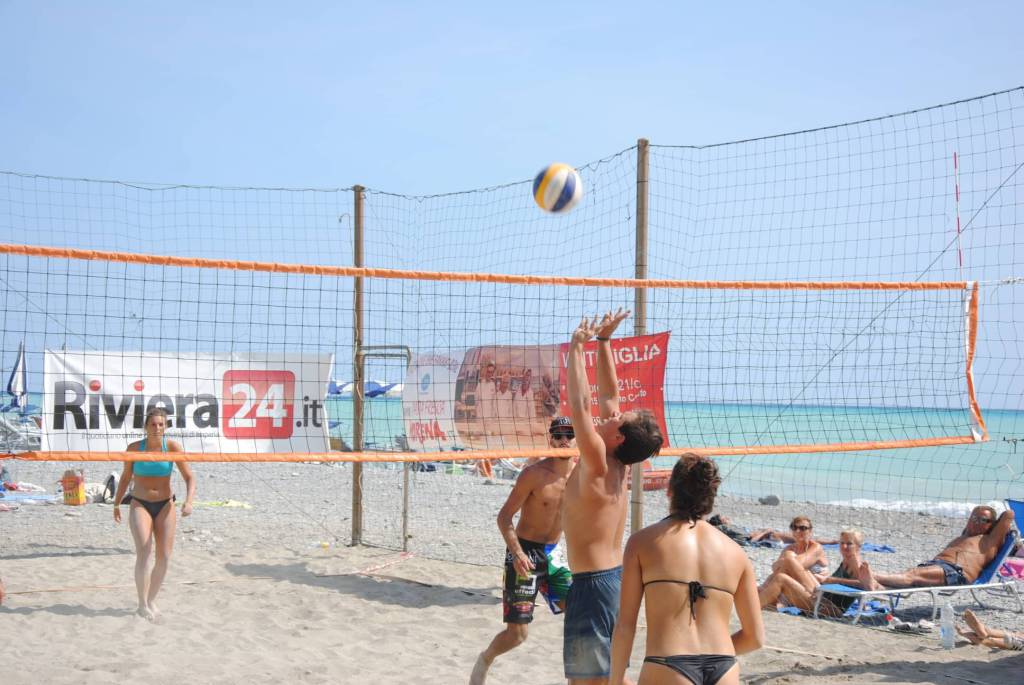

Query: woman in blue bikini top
<box><xmin>112</xmin><ymin>407</ymin><xmax>195</xmax><ymax>622</ymax></box>
<box><xmin>609</xmin><ymin>455</ymin><xmax>764</xmax><ymax>685</ymax></box>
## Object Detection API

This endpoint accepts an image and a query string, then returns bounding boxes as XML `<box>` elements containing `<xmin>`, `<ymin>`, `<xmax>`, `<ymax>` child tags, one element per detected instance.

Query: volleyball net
<box><xmin>0</xmin><ymin>242</ymin><xmax>987</xmax><ymax>464</ymax></box>
<box><xmin>1</xmin><ymin>87</ymin><xmax>1022</xmax><ymax>560</ymax></box>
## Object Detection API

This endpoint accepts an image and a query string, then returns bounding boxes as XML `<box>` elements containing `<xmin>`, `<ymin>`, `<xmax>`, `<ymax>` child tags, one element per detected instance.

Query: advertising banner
<box><xmin>400</xmin><ymin>333</ymin><xmax>671</xmax><ymax>453</ymax></box>
<box><xmin>402</xmin><ymin>352</ymin><xmax>464</xmax><ymax>452</ymax></box>
<box><xmin>43</xmin><ymin>351</ymin><xmax>333</xmax><ymax>452</ymax></box>
<box><xmin>558</xmin><ymin>332</ymin><xmax>671</xmax><ymax>448</ymax></box>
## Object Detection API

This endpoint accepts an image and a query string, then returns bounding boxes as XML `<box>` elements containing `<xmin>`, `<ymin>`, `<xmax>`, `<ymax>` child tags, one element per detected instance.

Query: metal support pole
<box><xmin>631</xmin><ymin>139</ymin><xmax>649</xmax><ymax>534</ymax></box>
<box><xmin>402</xmin><ymin>462</ymin><xmax>410</xmax><ymax>552</ymax></box>
<box><xmin>351</xmin><ymin>185</ymin><xmax>365</xmax><ymax>546</ymax></box>
<box><xmin>355</xmin><ymin>345</ymin><xmax>414</xmax><ymax>551</ymax></box>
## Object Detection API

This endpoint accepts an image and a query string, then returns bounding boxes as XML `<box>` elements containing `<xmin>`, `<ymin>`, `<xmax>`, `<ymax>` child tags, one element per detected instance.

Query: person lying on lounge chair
<box><xmin>957</xmin><ymin>609</ymin><xmax>1024</xmax><ymax>650</ymax></box>
<box><xmin>861</xmin><ymin>506</ymin><xmax>1014</xmax><ymax>590</ymax></box>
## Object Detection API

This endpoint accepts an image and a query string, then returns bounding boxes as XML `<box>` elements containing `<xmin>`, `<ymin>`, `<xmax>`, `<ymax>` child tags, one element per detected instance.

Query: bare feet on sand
<box><xmin>858</xmin><ymin>561</ymin><xmax>884</xmax><ymax>591</ymax></box>
<box><xmin>136</xmin><ymin>605</ymin><xmax>156</xmax><ymax>621</ymax></box>
<box><xmin>469</xmin><ymin>652</ymin><xmax>490</xmax><ymax>684</ymax></box>
<box><xmin>963</xmin><ymin>609</ymin><xmax>988</xmax><ymax>639</ymax></box>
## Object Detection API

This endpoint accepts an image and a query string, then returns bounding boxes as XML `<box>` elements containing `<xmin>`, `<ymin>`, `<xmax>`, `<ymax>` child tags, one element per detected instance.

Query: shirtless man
<box><xmin>862</xmin><ymin>505</ymin><xmax>1015</xmax><ymax>589</ymax></box>
<box><xmin>562</xmin><ymin>310</ymin><xmax>664</xmax><ymax>684</ymax></box>
<box><xmin>470</xmin><ymin>417</ymin><xmax>578</xmax><ymax>685</ymax></box>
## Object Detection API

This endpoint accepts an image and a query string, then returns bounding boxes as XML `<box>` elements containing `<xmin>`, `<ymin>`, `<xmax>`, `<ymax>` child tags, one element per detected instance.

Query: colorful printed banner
<box><xmin>401</xmin><ymin>333</ymin><xmax>671</xmax><ymax>452</ymax></box>
<box><xmin>42</xmin><ymin>351</ymin><xmax>333</xmax><ymax>453</ymax></box>
<box><xmin>558</xmin><ymin>332</ymin><xmax>671</xmax><ymax>448</ymax></box>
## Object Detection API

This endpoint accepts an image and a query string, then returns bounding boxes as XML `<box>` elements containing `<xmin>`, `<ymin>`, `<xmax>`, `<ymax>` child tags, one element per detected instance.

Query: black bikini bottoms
<box><xmin>122</xmin><ymin>494</ymin><xmax>175</xmax><ymax>521</ymax></box>
<box><xmin>643</xmin><ymin>654</ymin><xmax>737</xmax><ymax>685</ymax></box>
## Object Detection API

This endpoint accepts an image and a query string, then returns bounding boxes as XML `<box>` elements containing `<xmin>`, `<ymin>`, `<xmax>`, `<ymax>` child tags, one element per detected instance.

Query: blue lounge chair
<box><xmin>812</xmin><ymin>504</ymin><xmax>1023</xmax><ymax>624</ymax></box>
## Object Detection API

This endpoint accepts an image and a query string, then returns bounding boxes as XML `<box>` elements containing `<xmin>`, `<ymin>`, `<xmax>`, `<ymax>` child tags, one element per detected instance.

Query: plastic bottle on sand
<box><xmin>939</xmin><ymin>601</ymin><xmax>955</xmax><ymax>649</ymax></box>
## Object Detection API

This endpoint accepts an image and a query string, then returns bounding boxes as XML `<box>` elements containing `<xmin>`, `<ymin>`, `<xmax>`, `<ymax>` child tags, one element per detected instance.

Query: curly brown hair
<box><xmin>669</xmin><ymin>454</ymin><xmax>721</xmax><ymax>521</ymax></box>
<box><xmin>614</xmin><ymin>410</ymin><xmax>664</xmax><ymax>465</ymax></box>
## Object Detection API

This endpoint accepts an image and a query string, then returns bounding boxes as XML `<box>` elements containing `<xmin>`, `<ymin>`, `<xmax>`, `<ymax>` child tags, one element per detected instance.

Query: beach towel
<box><xmin>822</xmin><ymin>542</ymin><xmax>896</xmax><ymax>554</ymax></box>
<box><xmin>775</xmin><ymin>597</ymin><xmax>888</xmax><ymax>619</ymax></box>
<box><xmin>1000</xmin><ymin>557</ymin><xmax>1024</xmax><ymax>580</ymax></box>
<box><xmin>0</xmin><ymin>492</ymin><xmax>60</xmax><ymax>503</ymax></box>
<box><xmin>195</xmin><ymin>499</ymin><xmax>253</xmax><ymax>509</ymax></box>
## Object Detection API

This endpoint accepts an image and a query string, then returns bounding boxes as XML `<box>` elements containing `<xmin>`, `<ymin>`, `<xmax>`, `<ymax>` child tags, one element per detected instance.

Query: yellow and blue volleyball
<box><xmin>532</xmin><ymin>163</ymin><xmax>583</xmax><ymax>213</ymax></box>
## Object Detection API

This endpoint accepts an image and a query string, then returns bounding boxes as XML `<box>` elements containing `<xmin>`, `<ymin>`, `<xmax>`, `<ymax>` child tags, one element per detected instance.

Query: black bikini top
<box><xmin>641</xmin><ymin>579</ymin><xmax>734</xmax><ymax>620</ymax></box>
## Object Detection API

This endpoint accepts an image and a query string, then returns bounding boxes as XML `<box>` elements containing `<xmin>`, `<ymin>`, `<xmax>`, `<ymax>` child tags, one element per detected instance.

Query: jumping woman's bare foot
<box><xmin>136</xmin><ymin>605</ymin><xmax>156</xmax><ymax>621</ymax></box>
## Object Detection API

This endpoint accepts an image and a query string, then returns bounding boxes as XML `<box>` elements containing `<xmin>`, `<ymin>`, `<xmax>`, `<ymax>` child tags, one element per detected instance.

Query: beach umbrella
<box><xmin>6</xmin><ymin>341</ymin><xmax>26</xmax><ymax>412</ymax></box>
<box><xmin>327</xmin><ymin>380</ymin><xmax>398</xmax><ymax>398</ymax></box>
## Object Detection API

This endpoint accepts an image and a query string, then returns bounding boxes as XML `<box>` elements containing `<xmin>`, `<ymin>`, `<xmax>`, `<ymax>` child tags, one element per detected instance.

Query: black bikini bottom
<box><xmin>122</xmin><ymin>494</ymin><xmax>175</xmax><ymax>521</ymax></box>
<box><xmin>644</xmin><ymin>654</ymin><xmax>737</xmax><ymax>685</ymax></box>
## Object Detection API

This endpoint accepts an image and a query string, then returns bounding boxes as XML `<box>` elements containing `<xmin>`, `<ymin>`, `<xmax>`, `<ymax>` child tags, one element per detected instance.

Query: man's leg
<box><xmin>472</xmin><ymin>623</ymin><xmax>528</xmax><ymax>685</ymax></box>
<box><xmin>869</xmin><ymin>563</ymin><xmax>946</xmax><ymax>589</ymax></box>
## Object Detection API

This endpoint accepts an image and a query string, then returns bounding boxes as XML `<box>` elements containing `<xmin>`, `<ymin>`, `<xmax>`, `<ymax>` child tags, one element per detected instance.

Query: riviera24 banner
<box><xmin>42</xmin><ymin>351</ymin><xmax>334</xmax><ymax>453</ymax></box>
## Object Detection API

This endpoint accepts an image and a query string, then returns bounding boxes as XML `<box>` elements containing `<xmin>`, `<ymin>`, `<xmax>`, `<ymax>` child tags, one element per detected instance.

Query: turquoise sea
<box><xmin>24</xmin><ymin>393</ymin><xmax>1024</xmax><ymax>512</ymax></box>
<box><xmin>327</xmin><ymin>397</ymin><xmax>1024</xmax><ymax>512</ymax></box>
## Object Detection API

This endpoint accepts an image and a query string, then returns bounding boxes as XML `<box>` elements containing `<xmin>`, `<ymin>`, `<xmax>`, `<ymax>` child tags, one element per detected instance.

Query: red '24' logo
<box><xmin>223</xmin><ymin>370</ymin><xmax>295</xmax><ymax>439</ymax></box>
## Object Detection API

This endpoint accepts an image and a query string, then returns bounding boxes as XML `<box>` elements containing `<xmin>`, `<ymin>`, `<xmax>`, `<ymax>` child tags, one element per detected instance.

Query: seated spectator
<box><xmin>755</xmin><ymin>516</ymin><xmax>828</xmax><ymax>608</ymax></box>
<box><xmin>759</xmin><ymin>528</ymin><xmax>870</xmax><ymax>616</ymax></box>
<box><xmin>770</xmin><ymin>516</ymin><xmax>828</xmax><ymax>573</ymax></box>
<box><xmin>861</xmin><ymin>506</ymin><xmax>1014</xmax><ymax>589</ymax></box>
<box><xmin>958</xmin><ymin>609</ymin><xmax>1024</xmax><ymax>651</ymax></box>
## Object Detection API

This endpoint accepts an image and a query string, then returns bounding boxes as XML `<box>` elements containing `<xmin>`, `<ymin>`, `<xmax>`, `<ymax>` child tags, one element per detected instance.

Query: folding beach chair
<box><xmin>812</xmin><ymin>512</ymin><xmax>1023</xmax><ymax>624</ymax></box>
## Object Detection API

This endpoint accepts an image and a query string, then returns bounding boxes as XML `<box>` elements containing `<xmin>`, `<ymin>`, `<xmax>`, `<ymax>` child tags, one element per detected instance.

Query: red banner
<box><xmin>558</xmin><ymin>332</ymin><xmax>671</xmax><ymax>450</ymax></box>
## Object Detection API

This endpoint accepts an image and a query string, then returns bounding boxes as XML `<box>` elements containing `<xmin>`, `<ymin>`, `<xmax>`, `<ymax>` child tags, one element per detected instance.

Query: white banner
<box><xmin>43</xmin><ymin>351</ymin><xmax>333</xmax><ymax>453</ymax></box>
<box><xmin>402</xmin><ymin>353</ymin><xmax>463</xmax><ymax>452</ymax></box>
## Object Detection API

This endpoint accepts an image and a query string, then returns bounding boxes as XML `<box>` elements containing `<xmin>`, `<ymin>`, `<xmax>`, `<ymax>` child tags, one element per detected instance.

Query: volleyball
<box><xmin>532</xmin><ymin>163</ymin><xmax>583</xmax><ymax>213</ymax></box>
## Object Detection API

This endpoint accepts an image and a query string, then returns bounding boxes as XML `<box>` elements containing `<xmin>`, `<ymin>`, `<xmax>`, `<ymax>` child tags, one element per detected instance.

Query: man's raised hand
<box><xmin>595</xmin><ymin>308</ymin><xmax>631</xmax><ymax>340</ymax></box>
<box><xmin>572</xmin><ymin>316</ymin><xmax>601</xmax><ymax>345</ymax></box>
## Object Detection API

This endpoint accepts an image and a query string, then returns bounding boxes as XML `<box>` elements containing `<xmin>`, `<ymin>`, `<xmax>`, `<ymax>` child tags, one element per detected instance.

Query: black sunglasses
<box><xmin>790</xmin><ymin>524</ymin><xmax>812</xmax><ymax>531</ymax></box>
<box><xmin>550</xmin><ymin>431</ymin><xmax>574</xmax><ymax>439</ymax></box>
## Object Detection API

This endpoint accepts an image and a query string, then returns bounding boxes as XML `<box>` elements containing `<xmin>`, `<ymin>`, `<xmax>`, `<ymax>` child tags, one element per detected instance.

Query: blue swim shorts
<box><xmin>917</xmin><ymin>558</ymin><xmax>968</xmax><ymax>585</ymax></box>
<box><xmin>563</xmin><ymin>566</ymin><xmax>622</xmax><ymax>679</ymax></box>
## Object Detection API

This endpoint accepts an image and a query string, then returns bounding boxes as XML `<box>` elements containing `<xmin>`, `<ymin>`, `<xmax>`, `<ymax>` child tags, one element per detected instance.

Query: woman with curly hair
<box><xmin>610</xmin><ymin>454</ymin><xmax>764</xmax><ymax>685</ymax></box>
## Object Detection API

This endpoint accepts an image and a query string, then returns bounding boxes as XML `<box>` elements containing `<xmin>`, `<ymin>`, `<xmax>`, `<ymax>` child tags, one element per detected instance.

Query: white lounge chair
<box><xmin>812</xmin><ymin>526</ymin><xmax>1022</xmax><ymax>624</ymax></box>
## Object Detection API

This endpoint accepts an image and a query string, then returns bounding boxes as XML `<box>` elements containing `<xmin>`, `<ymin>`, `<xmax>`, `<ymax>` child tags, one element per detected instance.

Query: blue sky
<box><xmin>1</xmin><ymin>2</ymin><xmax>1022</xmax><ymax>417</ymax></box>
<box><xmin>2</xmin><ymin>2</ymin><xmax>1022</xmax><ymax>193</ymax></box>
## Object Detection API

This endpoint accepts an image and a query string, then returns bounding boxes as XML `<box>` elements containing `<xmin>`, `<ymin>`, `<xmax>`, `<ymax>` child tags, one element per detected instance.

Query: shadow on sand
<box><xmin>225</xmin><ymin>560</ymin><xmax>501</xmax><ymax>609</ymax></box>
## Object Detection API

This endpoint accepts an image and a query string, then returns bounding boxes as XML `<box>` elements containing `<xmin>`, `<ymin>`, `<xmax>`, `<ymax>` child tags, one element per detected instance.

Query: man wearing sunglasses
<box><xmin>471</xmin><ymin>417</ymin><xmax>577</xmax><ymax>685</ymax></box>
<box><xmin>862</xmin><ymin>505</ymin><xmax>1015</xmax><ymax>589</ymax></box>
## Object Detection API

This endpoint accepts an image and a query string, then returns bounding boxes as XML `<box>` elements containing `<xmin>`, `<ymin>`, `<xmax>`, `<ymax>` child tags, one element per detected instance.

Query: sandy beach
<box><xmin>2</xmin><ymin>460</ymin><xmax>1021</xmax><ymax>684</ymax></box>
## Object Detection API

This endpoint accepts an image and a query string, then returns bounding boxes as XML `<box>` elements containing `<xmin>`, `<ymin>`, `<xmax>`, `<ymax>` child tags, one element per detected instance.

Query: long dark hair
<box><xmin>669</xmin><ymin>454</ymin><xmax>721</xmax><ymax>521</ymax></box>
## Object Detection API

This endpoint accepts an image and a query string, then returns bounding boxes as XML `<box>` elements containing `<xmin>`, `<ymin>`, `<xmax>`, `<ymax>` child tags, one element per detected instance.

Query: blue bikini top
<box><xmin>133</xmin><ymin>437</ymin><xmax>174</xmax><ymax>477</ymax></box>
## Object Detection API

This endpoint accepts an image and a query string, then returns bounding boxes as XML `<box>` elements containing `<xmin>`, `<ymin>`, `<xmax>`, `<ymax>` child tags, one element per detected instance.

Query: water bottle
<box><xmin>939</xmin><ymin>601</ymin><xmax>955</xmax><ymax>649</ymax></box>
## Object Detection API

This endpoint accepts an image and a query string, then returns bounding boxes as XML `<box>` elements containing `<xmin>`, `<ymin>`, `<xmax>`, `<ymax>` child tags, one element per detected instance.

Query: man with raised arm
<box><xmin>561</xmin><ymin>309</ymin><xmax>664</xmax><ymax>685</ymax></box>
<box><xmin>861</xmin><ymin>505</ymin><xmax>1015</xmax><ymax>589</ymax></box>
<box><xmin>470</xmin><ymin>417</ymin><xmax>578</xmax><ymax>685</ymax></box>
